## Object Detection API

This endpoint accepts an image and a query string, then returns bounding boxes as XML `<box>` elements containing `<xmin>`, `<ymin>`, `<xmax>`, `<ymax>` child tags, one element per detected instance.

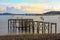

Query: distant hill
<box><xmin>44</xmin><ymin>11</ymin><xmax>60</xmax><ymax>15</ymax></box>
<box><xmin>0</xmin><ymin>13</ymin><xmax>12</xmax><ymax>15</ymax></box>
<box><xmin>0</xmin><ymin>11</ymin><xmax>60</xmax><ymax>15</ymax></box>
<box><xmin>0</xmin><ymin>13</ymin><xmax>42</xmax><ymax>16</ymax></box>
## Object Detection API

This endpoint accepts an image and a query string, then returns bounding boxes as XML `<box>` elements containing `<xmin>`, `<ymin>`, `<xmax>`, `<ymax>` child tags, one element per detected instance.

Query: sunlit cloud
<box><xmin>52</xmin><ymin>5</ymin><xmax>60</xmax><ymax>11</ymax></box>
<box><xmin>21</xmin><ymin>3</ymin><xmax>51</xmax><ymax>13</ymax></box>
<box><xmin>0</xmin><ymin>2</ymin><xmax>60</xmax><ymax>14</ymax></box>
<box><xmin>0</xmin><ymin>7</ymin><xmax>6</xmax><ymax>13</ymax></box>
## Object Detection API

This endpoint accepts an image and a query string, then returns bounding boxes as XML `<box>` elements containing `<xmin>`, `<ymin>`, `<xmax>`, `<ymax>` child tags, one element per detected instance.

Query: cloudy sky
<box><xmin>0</xmin><ymin>0</ymin><xmax>60</xmax><ymax>14</ymax></box>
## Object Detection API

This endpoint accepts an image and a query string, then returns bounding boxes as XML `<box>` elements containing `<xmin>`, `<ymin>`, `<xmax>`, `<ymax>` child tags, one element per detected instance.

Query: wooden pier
<box><xmin>8</xmin><ymin>19</ymin><xmax>57</xmax><ymax>34</ymax></box>
<box><xmin>6</xmin><ymin>19</ymin><xmax>58</xmax><ymax>40</ymax></box>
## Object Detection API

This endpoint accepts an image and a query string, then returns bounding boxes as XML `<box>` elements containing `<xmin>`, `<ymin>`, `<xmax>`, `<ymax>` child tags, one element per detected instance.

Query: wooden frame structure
<box><xmin>8</xmin><ymin>19</ymin><xmax>57</xmax><ymax>34</ymax></box>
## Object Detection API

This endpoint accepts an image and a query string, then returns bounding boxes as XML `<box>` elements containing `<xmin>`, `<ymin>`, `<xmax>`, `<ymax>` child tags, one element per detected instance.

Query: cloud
<box><xmin>0</xmin><ymin>7</ymin><xmax>6</xmax><ymax>13</ymax></box>
<box><xmin>21</xmin><ymin>3</ymin><xmax>50</xmax><ymax>13</ymax></box>
<box><xmin>12</xmin><ymin>3</ymin><xmax>52</xmax><ymax>13</ymax></box>
<box><xmin>52</xmin><ymin>5</ymin><xmax>60</xmax><ymax>11</ymax></box>
<box><xmin>0</xmin><ymin>2</ymin><xmax>60</xmax><ymax>14</ymax></box>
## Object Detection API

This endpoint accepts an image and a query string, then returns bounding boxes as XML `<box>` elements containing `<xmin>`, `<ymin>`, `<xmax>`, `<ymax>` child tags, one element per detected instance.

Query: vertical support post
<box><xmin>14</xmin><ymin>19</ymin><xmax>16</xmax><ymax>33</ymax></box>
<box><xmin>15</xmin><ymin>19</ymin><xmax>17</xmax><ymax>33</ymax></box>
<box><xmin>13</xmin><ymin>19</ymin><xmax>15</xmax><ymax>33</ymax></box>
<box><xmin>44</xmin><ymin>22</ymin><xmax>45</xmax><ymax>34</ymax></box>
<box><xmin>32</xmin><ymin>21</ymin><xmax>34</xmax><ymax>34</ymax></box>
<box><xmin>55</xmin><ymin>23</ymin><xmax>57</xmax><ymax>40</ymax></box>
<box><xmin>10</xmin><ymin>20</ymin><xmax>12</xmax><ymax>33</ymax></box>
<box><xmin>42</xmin><ymin>22</ymin><xmax>43</xmax><ymax>34</ymax></box>
<box><xmin>51</xmin><ymin>23</ymin><xmax>52</xmax><ymax>34</ymax></box>
<box><xmin>55</xmin><ymin>23</ymin><xmax>57</xmax><ymax>34</ymax></box>
<box><xmin>8</xmin><ymin>19</ymin><xmax>9</xmax><ymax>34</ymax></box>
<box><xmin>20</xmin><ymin>20</ymin><xmax>22</xmax><ymax>33</ymax></box>
<box><xmin>37</xmin><ymin>22</ymin><xmax>39</xmax><ymax>34</ymax></box>
<box><xmin>13</xmin><ymin>19</ymin><xmax>14</xmax><ymax>33</ymax></box>
<box><xmin>22</xmin><ymin>19</ymin><xmax>23</xmax><ymax>33</ymax></box>
<box><xmin>48</xmin><ymin>22</ymin><xmax>49</xmax><ymax>34</ymax></box>
<box><xmin>24</xmin><ymin>19</ymin><xmax>26</xmax><ymax>33</ymax></box>
<box><xmin>29</xmin><ymin>21</ymin><xmax>30</xmax><ymax>33</ymax></box>
<box><xmin>19</xmin><ymin>20</ymin><xmax>20</xmax><ymax>33</ymax></box>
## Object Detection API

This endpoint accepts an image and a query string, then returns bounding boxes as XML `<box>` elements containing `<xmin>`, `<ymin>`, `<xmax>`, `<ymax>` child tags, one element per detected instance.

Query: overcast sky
<box><xmin>0</xmin><ymin>0</ymin><xmax>60</xmax><ymax>14</ymax></box>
